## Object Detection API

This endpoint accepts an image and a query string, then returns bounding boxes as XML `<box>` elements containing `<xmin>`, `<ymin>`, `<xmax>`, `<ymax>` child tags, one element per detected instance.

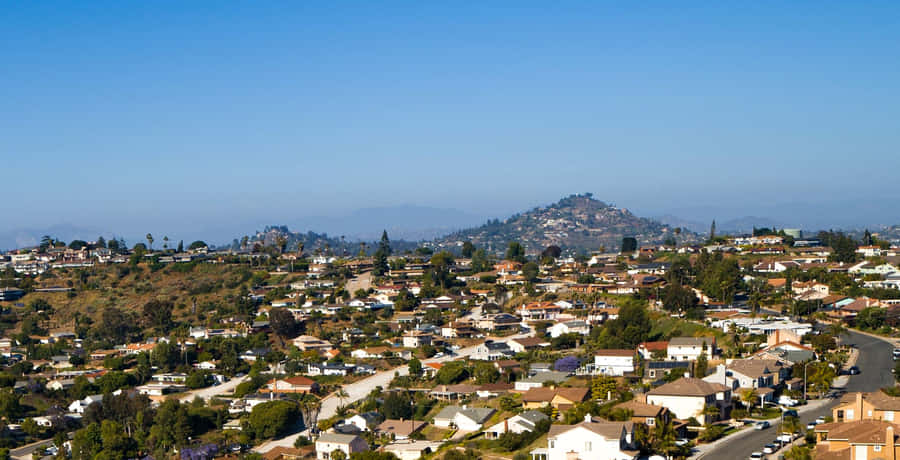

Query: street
<box><xmin>699</xmin><ymin>329</ymin><xmax>896</xmax><ymax>460</ymax></box>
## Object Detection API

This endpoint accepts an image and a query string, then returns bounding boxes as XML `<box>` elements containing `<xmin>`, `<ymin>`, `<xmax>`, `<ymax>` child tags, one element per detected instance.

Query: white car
<box><xmin>816</xmin><ymin>416</ymin><xmax>827</xmax><ymax>424</ymax></box>
<box><xmin>750</xmin><ymin>452</ymin><xmax>764</xmax><ymax>460</ymax></box>
<box><xmin>777</xmin><ymin>433</ymin><xmax>794</xmax><ymax>443</ymax></box>
<box><xmin>807</xmin><ymin>423</ymin><xmax>817</xmax><ymax>430</ymax></box>
<box><xmin>763</xmin><ymin>444</ymin><xmax>777</xmax><ymax>454</ymax></box>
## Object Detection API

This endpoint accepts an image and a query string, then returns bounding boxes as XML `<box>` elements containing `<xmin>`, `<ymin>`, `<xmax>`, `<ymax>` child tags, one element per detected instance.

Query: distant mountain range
<box><xmin>432</xmin><ymin>194</ymin><xmax>698</xmax><ymax>254</ymax></box>
<box><xmin>654</xmin><ymin>215</ymin><xmax>789</xmax><ymax>235</ymax></box>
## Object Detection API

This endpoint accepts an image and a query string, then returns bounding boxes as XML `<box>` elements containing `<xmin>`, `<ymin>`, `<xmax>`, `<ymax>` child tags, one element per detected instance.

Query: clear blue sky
<box><xmin>3</xmin><ymin>2</ymin><xmax>900</xmax><ymax>244</ymax></box>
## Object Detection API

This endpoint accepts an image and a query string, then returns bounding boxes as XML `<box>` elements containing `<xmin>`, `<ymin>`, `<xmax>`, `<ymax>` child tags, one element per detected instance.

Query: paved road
<box><xmin>700</xmin><ymin>329</ymin><xmax>895</xmax><ymax>460</ymax></box>
<box><xmin>178</xmin><ymin>374</ymin><xmax>249</xmax><ymax>402</ymax></box>
<box><xmin>254</xmin><ymin>330</ymin><xmax>534</xmax><ymax>453</ymax></box>
<box><xmin>11</xmin><ymin>437</ymin><xmax>54</xmax><ymax>460</ymax></box>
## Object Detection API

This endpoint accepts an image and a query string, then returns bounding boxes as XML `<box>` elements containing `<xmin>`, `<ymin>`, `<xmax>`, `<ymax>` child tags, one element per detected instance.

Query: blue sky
<box><xmin>2</xmin><ymin>2</ymin><xmax>900</xmax><ymax>245</ymax></box>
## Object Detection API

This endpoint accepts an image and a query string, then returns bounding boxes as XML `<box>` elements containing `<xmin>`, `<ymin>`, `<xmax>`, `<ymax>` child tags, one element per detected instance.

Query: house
<box><xmin>521</xmin><ymin>387</ymin><xmax>590</xmax><ymax>412</ymax></box>
<box><xmin>666</xmin><ymin>337</ymin><xmax>716</xmax><ymax>361</ymax></box>
<box><xmin>591</xmin><ymin>350</ymin><xmax>636</xmax><ymax>377</ymax></box>
<box><xmin>518</xmin><ymin>302</ymin><xmax>562</xmax><ymax>322</ymax></box>
<box><xmin>613</xmin><ymin>400</ymin><xmax>670</xmax><ymax>427</ymax></box>
<box><xmin>514</xmin><ymin>371</ymin><xmax>570</xmax><ymax>391</ymax></box>
<box><xmin>315</xmin><ymin>433</ymin><xmax>369</xmax><ymax>460</ymax></box>
<box><xmin>376</xmin><ymin>419</ymin><xmax>427</xmax><ymax>440</ymax></box>
<box><xmin>293</xmin><ymin>335</ymin><xmax>334</xmax><ymax>352</ymax></box>
<box><xmin>643</xmin><ymin>361</ymin><xmax>692</xmax><ymax>382</ymax></box>
<box><xmin>540</xmin><ymin>416</ymin><xmax>638</xmax><ymax>460</ymax></box>
<box><xmin>402</xmin><ymin>331</ymin><xmax>433</xmax><ymax>348</ymax></box>
<box><xmin>485</xmin><ymin>410</ymin><xmax>549</xmax><ymax>439</ymax></box>
<box><xmin>702</xmin><ymin>360</ymin><xmax>785</xmax><ymax>400</ymax></box>
<box><xmin>476</xmin><ymin>313</ymin><xmax>521</xmax><ymax>331</ymax></box>
<box><xmin>68</xmin><ymin>394</ymin><xmax>104</xmax><ymax>414</ymax></box>
<box><xmin>508</xmin><ymin>337</ymin><xmax>550</xmax><ymax>354</ymax></box>
<box><xmin>350</xmin><ymin>346</ymin><xmax>391</xmax><ymax>360</ymax></box>
<box><xmin>833</xmin><ymin>392</ymin><xmax>900</xmax><ymax>423</ymax></box>
<box><xmin>381</xmin><ymin>441</ymin><xmax>442</xmax><ymax>460</ymax></box>
<box><xmin>432</xmin><ymin>406</ymin><xmax>495</xmax><ymax>431</ymax></box>
<box><xmin>646</xmin><ymin>377</ymin><xmax>732</xmax><ymax>424</ymax></box>
<box><xmin>430</xmin><ymin>384</ymin><xmax>479</xmax><ymax>401</ymax></box>
<box><xmin>470</xmin><ymin>341</ymin><xmax>514</xmax><ymax>361</ymax></box>
<box><xmin>548</xmin><ymin>320</ymin><xmax>590</xmax><ymax>338</ymax></box>
<box><xmin>342</xmin><ymin>412</ymin><xmax>382</xmax><ymax>431</ymax></box>
<box><xmin>265</xmin><ymin>376</ymin><xmax>319</xmax><ymax>394</ymax></box>
<box><xmin>813</xmin><ymin>419</ymin><xmax>900</xmax><ymax>460</ymax></box>
<box><xmin>637</xmin><ymin>341</ymin><xmax>668</xmax><ymax>360</ymax></box>
<box><xmin>476</xmin><ymin>383</ymin><xmax>514</xmax><ymax>398</ymax></box>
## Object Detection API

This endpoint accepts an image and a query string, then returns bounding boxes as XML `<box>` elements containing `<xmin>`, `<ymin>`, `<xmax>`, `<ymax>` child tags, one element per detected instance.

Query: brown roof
<box><xmin>512</xmin><ymin>337</ymin><xmax>550</xmax><ymax>348</ymax></box>
<box><xmin>819</xmin><ymin>419</ymin><xmax>899</xmax><ymax>444</ymax></box>
<box><xmin>639</xmin><ymin>341</ymin><xmax>668</xmax><ymax>351</ymax></box>
<box><xmin>727</xmin><ymin>359</ymin><xmax>780</xmax><ymax>379</ymax></box>
<box><xmin>478</xmin><ymin>383</ymin><xmax>513</xmax><ymax>392</ymax></box>
<box><xmin>595</xmin><ymin>349</ymin><xmax>634</xmax><ymax>357</ymax></box>
<box><xmin>376</xmin><ymin>419</ymin><xmax>427</xmax><ymax>437</ymax></box>
<box><xmin>812</xmin><ymin>446</ymin><xmax>849</xmax><ymax>460</ymax></box>
<box><xmin>262</xmin><ymin>447</ymin><xmax>307</xmax><ymax>460</ymax></box>
<box><xmin>281</xmin><ymin>376</ymin><xmax>316</xmax><ymax>386</ymax></box>
<box><xmin>614</xmin><ymin>400</ymin><xmax>667</xmax><ymax>418</ymax></box>
<box><xmin>839</xmin><ymin>392</ymin><xmax>900</xmax><ymax>411</ymax></box>
<box><xmin>555</xmin><ymin>387</ymin><xmax>590</xmax><ymax>403</ymax></box>
<box><xmin>522</xmin><ymin>387</ymin><xmax>557</xmax><ymax>402</ymax></box>
<box><xmin>647</xmin><ymin>377</ymin><xmax>729</xmax><ymax>397</ymax></box>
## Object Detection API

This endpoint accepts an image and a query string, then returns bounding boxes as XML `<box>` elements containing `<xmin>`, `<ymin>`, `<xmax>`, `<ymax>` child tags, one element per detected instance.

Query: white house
<box><xmin>591</xmin><ymin>350</ymin><xmax>636</xmax><ymax>376</ymax></box>
<box><xmin>484</xmin><ymin>410</ymin><xmax>549</xmax><ymax>439</ymax></box>
<box><xmin>68</xmin><ymin>394</ymin><xmax>104</xmax><ymax>414</ymax></box>
<box><xmin>548</xmin><ymin>320</ymin><xmax>591</xmax><ymax>338</ymax></box>
<box><xmin>666</xmin><ymin>337</ymin><xmax>715</xmax><ymax>361</ymax></box>
<box><xmin>646</xmin><ymin>378</ymin><xmax>732</xmax><ymax>424</ymax></box>
<box><xmin>432</xmin><ymin>406</ymin><xmax>495</xmax><ymax>431</ymax></box>
<box><xmin>470</xmin><ymin>341</ymin><xmax>514</xmax><ymax>361</ymax></box>
<box><xmin>315</xmin><ymin>433</ymin><xmax>369</xmax><ymax>460</ymax></box>
<box><xmin>341</xmin><ymin>412</ymin><xmax>382</xmax><ymax>432</ymax></box>
<box><xmin>541</xmin><ymin>416</ymin><xmax>637</xmax><ymax>460</ymax></box>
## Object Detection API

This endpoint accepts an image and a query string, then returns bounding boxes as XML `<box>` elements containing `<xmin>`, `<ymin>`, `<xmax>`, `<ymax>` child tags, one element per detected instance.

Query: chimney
<box><xmin>888</xmin><ymin>425</ymin><xmax>896</xmax><ymax>460</ymax></box>
<box><xmin>857</xmin><ymin>392</ymin><xmax>864</xmax><ymax>420</ymax></box>
<box><xmin>504</xmin><ymin>419</ymin><xmax>509</xmax><ymax>433</ymax></box>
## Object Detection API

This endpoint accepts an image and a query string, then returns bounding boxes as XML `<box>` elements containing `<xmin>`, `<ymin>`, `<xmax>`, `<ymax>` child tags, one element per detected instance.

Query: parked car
<box><xmin>749</xmin><ymin>452</ymin><xmax>764</xmax><ymax>460</ymax></box>
<box><xmin>755</xmin><ymin>421</ymin><xmax>771</xmax><ymax>430</ymax></box>
<box><xmin>777</xmin><ymin>433</ymin><xmax>794</xmax><ymax>443</ymax></box>
<box><xmin>782</xmin><ymin>409</ymin><xmax>799</xmax><ymax>418</ymax></box>
<box><xmin>849</xmin><ymin>366</ymin><xmax>860</xmax><ymax>375</ymax></box>
<box><xmin>816</xmin><ymin>416</ymin><xmax>827</xmax><ymax>424</ymax></box>
<box><xmin>807</xmin><ymin>422</ymin><xmax>817</xmax><ymax>430</ymax></box>
<box><xmin>763</xmin><ymin>444</ymin><xmax>777</xmax><ymax>454</ymax></box>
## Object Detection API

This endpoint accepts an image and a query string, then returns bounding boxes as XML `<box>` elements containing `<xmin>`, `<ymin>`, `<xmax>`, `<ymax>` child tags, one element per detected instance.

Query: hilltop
<box><xmin>433</xmin><ymin>194</ymin><xmax>697</xmax><ymax>254</ymax></box>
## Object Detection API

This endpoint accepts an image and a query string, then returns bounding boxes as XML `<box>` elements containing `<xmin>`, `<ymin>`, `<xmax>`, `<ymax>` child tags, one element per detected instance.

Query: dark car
<box><xmin>783</xmin><ymin>409</ymin><xmax>799</xmax><ymax>418</ymax></box>
<box><xmin>849</xmin><ymin>366</ymin><xmax>860</xmax><ymax>375</ymax></box>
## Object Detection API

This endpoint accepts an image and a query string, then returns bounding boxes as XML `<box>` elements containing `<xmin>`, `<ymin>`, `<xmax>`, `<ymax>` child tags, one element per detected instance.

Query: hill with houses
<box><xmin>432</xmin><ymin>194</ymin><xmax>699</xmax><ymax>255</ymax></box>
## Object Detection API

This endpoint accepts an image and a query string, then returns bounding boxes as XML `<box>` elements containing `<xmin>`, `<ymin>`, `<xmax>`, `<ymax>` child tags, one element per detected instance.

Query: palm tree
<box><xmin>146</xmin><ymin>233</ymin><xmax>154</xmax><ymax>251</ymax></box>
<box><xmin>163</xmin><ymin>236</ymin><xmax>169</xmax><ymax>251</ymax></box>
<box><xmin>740</xmin><ymin>388</ymin><xmax>758</xmax><ymax>416</ymax></box>
<box><xmin>782</xmin><ymin>415</ymin><xmax>802</xmax><ymax>437</ymax></box>
<box><xmin>336</xmin><ymin>387</ymin><xmax>349</xmax><ymax>408</ymax></box>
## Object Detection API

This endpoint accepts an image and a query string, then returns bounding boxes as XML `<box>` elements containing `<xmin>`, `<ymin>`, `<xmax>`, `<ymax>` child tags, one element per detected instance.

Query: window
<box><xmin>875</xmin><ymin>445</ymin><xmax>882</xmax><ymax>452</ymax></box>
<box><xmin>549</xmin><ymin>440</ymin><xmax>555</xmax><ymax>448</ymax></box>
<box><xmin>886</xmin><ymin>411</ymin><xmax>895</xmax><ymax>421</ymax></box>
<box><xmin>584</xmin><ymin>442</ymin><xmax>592</xmax><ymax>451</ymax></box>
<box><xmin>647</xmin><ymin>418</ymin><xmax>655</xmax><ymax>426</ymax></box>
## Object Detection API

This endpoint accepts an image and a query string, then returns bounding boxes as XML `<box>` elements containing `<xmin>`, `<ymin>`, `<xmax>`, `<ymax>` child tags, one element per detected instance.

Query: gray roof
<box><xmin>434</xmin><ymin>406</ymin><xmax>495</xmax><ymax>423</ymax></box>
<box><xmin>668</xmin><ymin>337</ymin><xmax>714</xmax><ymax>347</ymax></box>
<box><xmin>520</xmin><ymin>371</ymin><xmax>569</xmax><ymax>384</ymax></box>
<box><xmin>317</xmin><ymin>432</ymin><xmax>362</xmax><ymax>444</ymax></box>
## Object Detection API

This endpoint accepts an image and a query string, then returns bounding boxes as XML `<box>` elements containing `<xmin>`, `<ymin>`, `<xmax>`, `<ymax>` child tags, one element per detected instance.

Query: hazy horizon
<box><xmin>3</xmin><ymin>2</ymin><xmax>899</xmax><ymax>247</ymax></box>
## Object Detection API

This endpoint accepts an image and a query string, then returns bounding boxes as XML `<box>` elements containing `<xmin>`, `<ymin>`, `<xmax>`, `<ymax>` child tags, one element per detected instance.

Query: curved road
<box><xmin>701</xmin><ymin>329</ymin><xmax>896</xmax><ymax>460</ymax></box>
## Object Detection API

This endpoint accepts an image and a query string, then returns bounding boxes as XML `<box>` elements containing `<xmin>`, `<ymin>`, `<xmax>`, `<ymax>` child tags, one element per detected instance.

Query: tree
<box><xmin>373</xmin><ymin>231</ymin><xmax>391</xmax><ymax>276</ymax></box>
<box><xmin>461</xmin><ymin>241</ymin><xmax>475</xmax><ymax>258</ymax></box>
<box><xmin>408</xmin><ymin>358</ymin><xmax>422</xmax><ymax>377</ymax></box>
<box><xmin>142</xmin><ymin>299</ymin><xmax>173</xmax><ymax>334</ymax></box>
<box><xmin>472</xmin><ymin>362</ymin><xmax>500</xmax><ymax>384</ymax></box>
<box><xmin>248</xmin><ymin>400</ymin><xmax>301</xmax><ymax>439</ymax></box>
<box><xmin>188</xmin><ymin>240</ymin><xmax>208</xmax><ymax>251</ymax></box>
<box><xmin>695</xmin><ymin>352</ymin><xmax>709</xmax><ymax>378</ymax></box>
<box><xmin>521</xmin><ymin>262</ymin><xmax>539</xmax><ymax>282</ymax></box>
<box><xmin>162</xmin><ymin>235</ymin><xmax>169</xmax><ymax>250</ymax></box>
<box><xmin>146</xmin><ymin>233</ymin><xmax>154</xmax><ymax>251</ymax></box>
<box><xmin>541</xmin><ymin>245</ymin><xmax>562</xmax><ymax>260</ymax></box>
<box><xmin>176</xmin><ymin>240</ymin><xmax>184</xmax><ymax>252</ymax></box>
<box><xmin>505</xmin><ymin>241</ymin><xmax>526</xmax><ymax>263</ymax></box>
<box><xmin>621</xmin><ymin>237</ymin><xmax>637</xmax><ymax>253</ymax></box>
<box><xmin>382</xmin><ymin>392</ymin><xmax>412</xmax><ymax>419</ymax></box>
<box><xmin>709</xmin><ymin>220</ymin><xmax>716</xmax><ymax>241</ymax></box>
<box><xmin>740</xmin><ymin>388</ymin><xmax>757</xmax><ymax>415</ymax></box>
<box><xmin>783</xmin><ymin>446</ymin><xmax>812</xmax><ymax>460</ymax></box>
<box><xmin>554</xmin><ymin>356</ymin><xmax>581</xmax><ymax>373</ymax></box>
<box><xmin>435</xmin><ymin>361</ymin><xmax>469</xmax><ymax>385</ymax></box>
<box><xmin>269</xmin><ymin>308</ymin><xmax>298</xmax><ymax>340</ymax></box>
